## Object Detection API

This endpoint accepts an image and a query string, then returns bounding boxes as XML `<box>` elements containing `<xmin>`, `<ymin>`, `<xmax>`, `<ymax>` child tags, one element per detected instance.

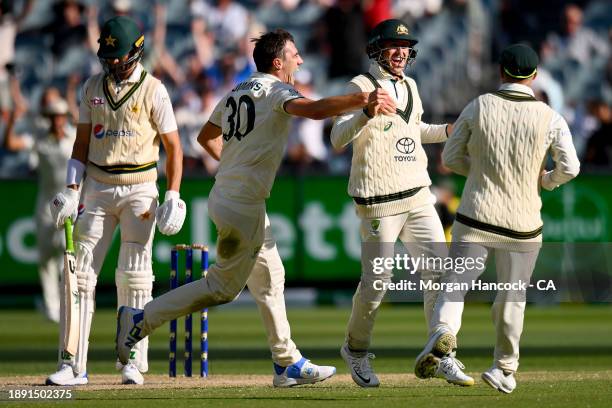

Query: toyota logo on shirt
<box><xmin>396</xmin><ymin>138</ymin><xmax>415</xmax><ymax>154</ymax></box>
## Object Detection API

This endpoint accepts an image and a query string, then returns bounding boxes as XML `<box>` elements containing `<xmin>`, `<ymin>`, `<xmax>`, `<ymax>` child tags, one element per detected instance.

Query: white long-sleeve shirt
<box><xmin>443</xmin><ymin>82</ymin><xmax>580</xmax><ymax>244</ymax></box>
<box><xmin>330</xmin><ymin>63</ymin><xmax>448</xmax><ymax>218</ymax></box>
<box><xmin>331</xmin><ymin>63</ymin><xmax>447</xmax><ymax>149</ymax></box>
<box><xmin>444</xmin><ymin>83</ymin><xmax>580</xmax><ymax>190</ymax></box>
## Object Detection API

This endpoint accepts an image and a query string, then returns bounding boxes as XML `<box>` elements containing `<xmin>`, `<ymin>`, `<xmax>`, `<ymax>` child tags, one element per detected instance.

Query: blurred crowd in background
<box><xmin>0</xmin><ymin>0</ymin><xmax>610</xmax><ymax>182</ymax></box>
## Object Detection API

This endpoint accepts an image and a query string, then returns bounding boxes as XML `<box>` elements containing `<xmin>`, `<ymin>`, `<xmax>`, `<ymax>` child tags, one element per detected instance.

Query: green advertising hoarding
<box><xmin>0</xmin><ymin>175</ymin><xmax>609</xmax><ymax>287</ymax></box>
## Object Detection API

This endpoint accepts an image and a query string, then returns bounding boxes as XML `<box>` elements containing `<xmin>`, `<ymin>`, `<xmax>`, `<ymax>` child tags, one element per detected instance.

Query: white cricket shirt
<box><xmin>209</xmin><ymin>72</ymin><xmax>303</xmax><ymax>203</ymax></box>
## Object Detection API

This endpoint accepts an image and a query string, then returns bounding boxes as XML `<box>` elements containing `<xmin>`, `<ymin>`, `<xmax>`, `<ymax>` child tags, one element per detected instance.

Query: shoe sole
<box><xmin>414</xmin><ymin>332</ymin><xmax>457</xmax><ymax>379</ymax></box>
<box><xmin>446</xmin><ymin>378</ymin><xmax>475</xmax><ymax>387</ymax></box>
<box><xmin>273</xmin><ymin>368</ymin><xmax>336</xmax><ymax>388</ymax></box>
<box><xmin>122</xmin><ymin>379</ymin><xmax>144</xmax><ymax>385</ymax></box>
<box><xmin>340</xmin><ymin>346</ymin><xmax>380</xmax><ymax>388</ymax></box>
<box><xmin>45</xmin><ymin>377</ymin><xmax>88</xmax><ymax>386</ymax></box>
<box><xmin>481</xmin><ymin>372</ymin><xmax>513</xmax><ymax>394</ymax></box>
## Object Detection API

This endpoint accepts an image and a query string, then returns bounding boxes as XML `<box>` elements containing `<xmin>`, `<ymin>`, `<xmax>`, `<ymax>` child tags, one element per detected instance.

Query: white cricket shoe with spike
<box><xmin>340</xmin><ymin>344</ymin><xmax>380</xmax><ymax>387</ymax></box>
<box><xmin>414</xmin><ymin>330</ymin><xmax>457</xmax><ymax>379</ymax></box>
<box><xmin>435</xmin><ymin>356</ymin><xmax>475</xmax><ymax>386</ymax></box>
<box><xmin>481</xmin><ymin>366</ymin><xmax>516</xmax><ymax>394</ymax></box>
<box><xmin>46</xmin><ymin>363</ymin><xmax>88</xmax><ymax>386</ymax></box>
<box><xmin>121</xmin><ymin>361</ymin><xmax>144</xmax><ymax>385</ymax></box>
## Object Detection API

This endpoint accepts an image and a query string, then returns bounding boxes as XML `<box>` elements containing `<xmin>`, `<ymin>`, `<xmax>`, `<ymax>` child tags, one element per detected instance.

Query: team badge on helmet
<box><xmin>366</xmin><ymin>19</ymin><xmax>419</xmax><ymax>71</ymax></box>
<box><xmin>105</xmin><ymin>35</ymin><xmax>117</xmax><ymax>47</ymax></box>
<box><xmin>97</xmin><ymin>16</ymin><xmax>144</xmax><ymax>82</ymax></box>
<box><xmin>396</xmin><ymin>24</ymin><xmax>409</xmax><ymax>35</ymax></box>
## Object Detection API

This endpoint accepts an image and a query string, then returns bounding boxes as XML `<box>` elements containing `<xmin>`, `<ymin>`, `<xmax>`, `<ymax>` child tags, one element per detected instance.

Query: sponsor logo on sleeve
<box><xmin>91</xmin><ymin>97</ymin><xmax>105</xmax><ymax>106</ymax></box>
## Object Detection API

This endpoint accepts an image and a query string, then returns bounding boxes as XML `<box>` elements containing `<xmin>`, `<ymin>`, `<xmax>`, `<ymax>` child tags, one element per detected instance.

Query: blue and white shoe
<box><xmin>272</xmin><ymin>357</ymin><xmax>336</xmax><ymax>387</ymax></box>
<box><xmin>116</xmin><ymin>306</ymin><xmax>145</xmax><ymax>365</ymax></box>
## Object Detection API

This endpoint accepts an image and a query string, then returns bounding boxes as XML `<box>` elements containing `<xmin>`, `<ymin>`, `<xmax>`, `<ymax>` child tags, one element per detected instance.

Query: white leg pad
<box><xmin>73</xmin><ymin>242</ymin><xmax>96</xmax><ymax>375</ymax></box>
<box><xmin>115</xmin><ymin>242</ymin><xmax>154</xmax><ymax>373</ymax></box>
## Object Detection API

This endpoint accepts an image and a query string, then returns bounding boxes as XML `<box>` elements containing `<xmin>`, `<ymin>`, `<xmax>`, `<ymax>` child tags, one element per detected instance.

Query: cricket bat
<box><xmin>61</xmin><ymin>218</ymin><xmax>79</xmax><ymax>358</ymax></box>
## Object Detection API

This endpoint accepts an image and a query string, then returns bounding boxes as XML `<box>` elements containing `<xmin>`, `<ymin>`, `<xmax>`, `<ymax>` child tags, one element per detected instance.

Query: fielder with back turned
<box><xmin>414</xmin><ymin>44</ymin><xmax>580</xmax><ymax>393</ymax></box>
<box><xmin>115</xmin><ymin>29</ymin><xmax>393</xmax><ymax>387</ymax></box>
<box><xmin>47</xmin><ymin>16</ymin><xmax>186</xmax><ymax>386</ymax></box>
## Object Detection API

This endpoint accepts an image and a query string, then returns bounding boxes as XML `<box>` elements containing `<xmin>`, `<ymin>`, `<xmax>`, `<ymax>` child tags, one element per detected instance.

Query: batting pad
<box><xmin>115</xmin><ymin>242</ymin><xmax>154</xmax><ymax>373</ymax></box>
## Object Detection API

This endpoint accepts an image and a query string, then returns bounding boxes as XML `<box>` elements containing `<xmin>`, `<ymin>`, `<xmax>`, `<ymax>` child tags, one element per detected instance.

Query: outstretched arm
<box><xmin>284</xmin><ymin>92</ymin><xmax>370</xmax><ymax>120</ymax></box>
<box><xmin>2</xmin><ymin>110</ymin><xmax>31</xmax><ymax>151</ymax></box>
<box><xmin>330</xmin><ymin>84</ymin><xmax>396</xmax><ymax>149</ymax></box>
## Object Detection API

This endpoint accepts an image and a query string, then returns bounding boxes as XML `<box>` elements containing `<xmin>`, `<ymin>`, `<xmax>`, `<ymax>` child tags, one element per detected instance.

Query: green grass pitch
<box><xmin>0</xmin><ymin>304</ymin><xmax>611</xmax><ymax>407</ymax></box>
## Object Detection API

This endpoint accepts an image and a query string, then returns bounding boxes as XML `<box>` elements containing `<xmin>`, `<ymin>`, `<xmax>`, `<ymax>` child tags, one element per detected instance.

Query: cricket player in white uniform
<box><xmin>415</xmin><ymin>44</ymin><xmax>580</xmax><ymax>393</ymax></box>
<box><xmin>46</xmin><ymin>16</ymin><xmax>186</xmax><ymax>386</ymax></box>
<box><xmin>330</xmin><ymin>19</ymin><xmax>455</xmax><ymax>387</ymax></box>
<box><xmin>3</xmin><ymin>97</ymin><xmax>75</xmax><ymax>323</ymax></box>
<box><xmin>116</xmin><ymin>29</ymin><xmax>390</xmax><ymax>387</ymax></box>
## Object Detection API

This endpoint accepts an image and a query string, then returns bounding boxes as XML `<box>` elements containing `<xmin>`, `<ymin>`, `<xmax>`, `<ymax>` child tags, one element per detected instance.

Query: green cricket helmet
<box><xmin>97</xmin><ymin>16</ymin><xmax>144</xmax><ymax>81</ymax></box>
<box><xmin>366</xmin><ymin>19</ymin><xmax>419</xmax><ymax>69</ymax></box>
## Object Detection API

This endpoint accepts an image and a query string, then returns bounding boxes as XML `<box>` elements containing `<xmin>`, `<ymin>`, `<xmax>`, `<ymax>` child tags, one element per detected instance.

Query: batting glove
<box><xmin>156</xmin><ymin>190</ymin><xmax>186</xmax><ymax>236</ymax></box>
<box><xmin>49</xmin><ymin>187</ymin><xmax>79</xmax><ymax>229</ymax></box>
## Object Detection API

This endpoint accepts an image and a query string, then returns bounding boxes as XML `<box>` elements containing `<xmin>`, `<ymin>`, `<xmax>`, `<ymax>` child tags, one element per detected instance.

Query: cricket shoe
<box><xmin>45</xmin><ymin>363</ymin><xmax>88</xmax><ymax>386</ymax></box>
<box><xmin>272</xmin><ymin>357</ymin><xmax>336</xmax><ymax>387</ymax></box>
<box><xmin>481</xmin><ymin>366</ymin><xmax>516</xmax><ymax>394</ymax></box>
<box><xmin>340</xmin><ymin>344</ymin><xmax>380</xmax><ymax>387</ymax></box>
<box><xmin>414</xmin><ymin>330</ymin><xmax>457</xmax><ymax>379</ymax></box>
<box><xmin>116</xmin><ymin>306</ymin><xmax>145</xmax><ymax>365</ymax></box>
<box><xmin>435</xmin><ymin>356</ymin><xmax>474</xmax><ymax>386</ymax></box>
<box><xmin>121</xmin><ymin>362</ymin><xmax>144</xmax><ymax>385</ymax></box>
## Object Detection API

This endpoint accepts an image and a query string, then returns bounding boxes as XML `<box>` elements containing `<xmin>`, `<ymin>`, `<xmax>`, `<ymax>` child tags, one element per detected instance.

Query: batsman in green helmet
<box><xmin>47</xmin><ymin>15</ymin><xmax>185</xmax><ymax>386</ymax></box>
<box><xmin>331</xmin><ymin>19</ymin><xmax>455</xmax><ymax>388</ymax></box>
<box><xmin>97</xmin><ymin>16</ymin><xmax>145</xmax><ymax>83</ymax></box>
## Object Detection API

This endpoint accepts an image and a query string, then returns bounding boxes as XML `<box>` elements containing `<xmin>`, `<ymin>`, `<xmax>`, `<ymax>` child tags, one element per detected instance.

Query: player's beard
<box><xmin>285</xmin><ymin>70</ymin><xmax>295</xmax><ymax>86</ymax></box>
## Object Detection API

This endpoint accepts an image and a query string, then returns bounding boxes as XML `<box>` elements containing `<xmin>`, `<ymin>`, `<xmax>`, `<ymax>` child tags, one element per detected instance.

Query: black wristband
<box><xmin>363</xmin><ymin>107</ymin><xmax>373</xmax><ymax>119</ymax></box>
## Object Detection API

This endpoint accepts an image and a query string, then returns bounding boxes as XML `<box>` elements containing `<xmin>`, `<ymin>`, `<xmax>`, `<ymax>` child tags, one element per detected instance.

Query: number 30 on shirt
<box><xmin>223</xmin><ymin>95</ymin><xmax>255</xmax><ymax>141</ymax></box>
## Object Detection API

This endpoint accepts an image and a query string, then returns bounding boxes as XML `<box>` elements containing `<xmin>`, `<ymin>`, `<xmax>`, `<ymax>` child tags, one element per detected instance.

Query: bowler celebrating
<box><xmin>116</xmin><ymin>29</ymin><xmax>391</xmax><ymax>387</ymax></box>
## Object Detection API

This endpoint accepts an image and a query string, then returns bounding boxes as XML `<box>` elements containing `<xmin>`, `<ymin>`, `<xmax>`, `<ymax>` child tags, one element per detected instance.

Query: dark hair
<box><xmin>251</xmin><ymin>29</ymin><xmax>294</xmax><ymax>73</ymax></box>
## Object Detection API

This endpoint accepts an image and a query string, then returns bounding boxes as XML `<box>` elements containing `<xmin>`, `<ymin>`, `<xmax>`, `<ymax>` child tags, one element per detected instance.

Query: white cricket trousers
<box><xmin>430</xmin><ymin>238</ymin><xmax>540</xmax><ymax>372</ymax></box>
<box><xmin>346</xmin><ymin>202</ymin><xmax>447</xmax><ymax>351</ymax></box>
<box><xmin>144</xmin><ymin>189</ymin><xmax>302</xmax><ymax>366</ymax></box>
<box><xmin>69</xmin><ymin>179</ymin><xmax>157</xmax><ymax>374</ymax></box>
